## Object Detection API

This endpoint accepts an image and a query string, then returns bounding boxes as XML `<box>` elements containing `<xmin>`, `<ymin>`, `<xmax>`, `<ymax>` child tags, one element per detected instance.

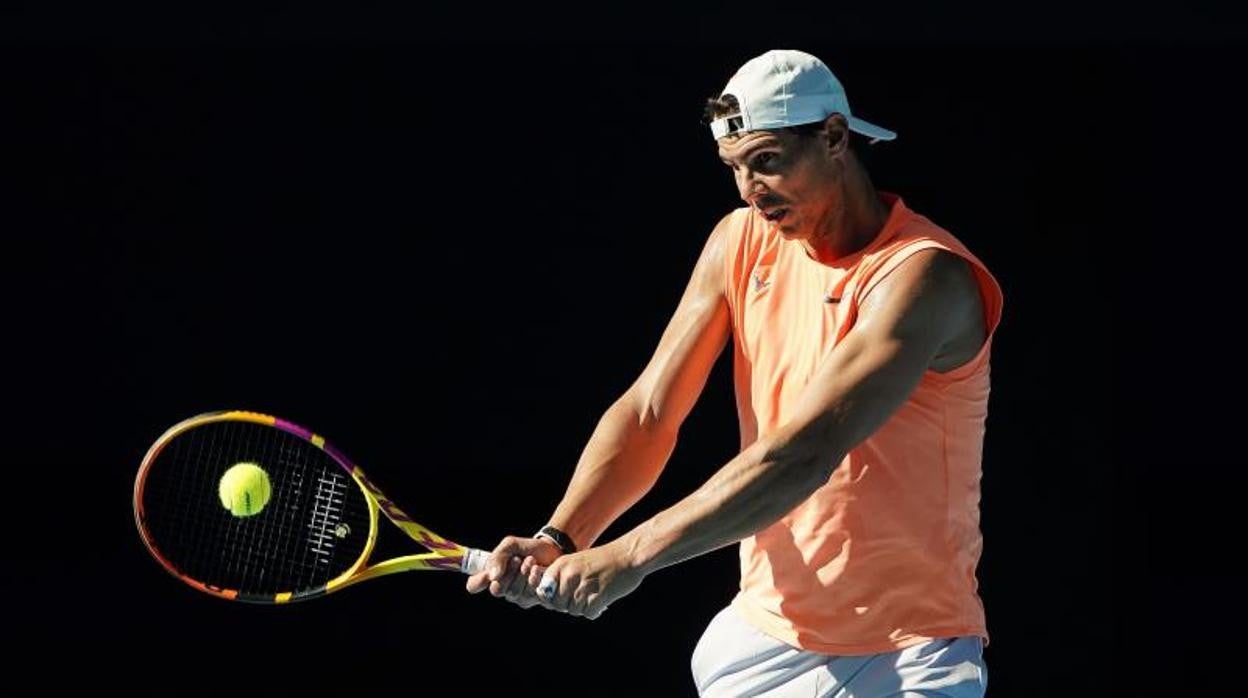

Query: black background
<box><xmin>4</xmin><ymin>4</ymin><xmax>1237</xmax><ymax>695</ymax></box>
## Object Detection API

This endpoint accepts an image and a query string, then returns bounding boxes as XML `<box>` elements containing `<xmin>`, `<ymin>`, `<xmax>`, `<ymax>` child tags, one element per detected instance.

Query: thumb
<box><xmin>465</xmin><ymin>569</ymin><xmax>491</xmax><ymax>594</ymax></box>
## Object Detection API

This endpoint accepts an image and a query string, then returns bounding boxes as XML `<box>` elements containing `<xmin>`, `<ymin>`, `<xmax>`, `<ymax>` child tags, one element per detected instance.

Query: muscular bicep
<box><xmin>771</xmin><ymin>250</ymin><xmax>983</xmax><ymax>465</ymax></box>
<box><xmin>626</xmin><ymin>217</ymin><xmax>733</xmax><ymax>434</ymax></box>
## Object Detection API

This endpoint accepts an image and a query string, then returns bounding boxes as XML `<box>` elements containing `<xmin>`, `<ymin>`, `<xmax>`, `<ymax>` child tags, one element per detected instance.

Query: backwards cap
<box><xmin>710</xmin><ymin>49</ymin><xmax>897</xmax><ymax>143</ymax></box>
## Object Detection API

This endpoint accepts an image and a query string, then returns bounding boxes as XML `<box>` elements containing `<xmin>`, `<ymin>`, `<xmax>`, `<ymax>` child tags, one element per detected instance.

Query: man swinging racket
<box><xmin>467</xmin><ymin>49</ymin><xmax>1001</xmax><ymax>697</ymax></box>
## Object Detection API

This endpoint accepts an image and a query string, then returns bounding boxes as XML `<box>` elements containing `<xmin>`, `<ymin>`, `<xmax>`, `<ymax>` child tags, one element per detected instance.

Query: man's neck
<box><xmin>803</xmin><ymin>168</ymin><xmax>889</xmax><ymax>264</ymax></box>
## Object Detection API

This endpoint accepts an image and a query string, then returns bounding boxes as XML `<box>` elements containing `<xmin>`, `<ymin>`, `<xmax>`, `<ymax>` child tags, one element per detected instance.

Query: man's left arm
<box><xmin>530</xmin><ymin>249</ymin><xmax>985</xmax><ymax>618</ymax></box>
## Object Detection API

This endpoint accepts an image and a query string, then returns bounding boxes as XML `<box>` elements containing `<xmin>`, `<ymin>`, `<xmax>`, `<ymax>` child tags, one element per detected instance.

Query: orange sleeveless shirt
<box><xmin>724</xmin><ymin>192</ymin><xmax>1003</xmax><ymax>654</ymax></box>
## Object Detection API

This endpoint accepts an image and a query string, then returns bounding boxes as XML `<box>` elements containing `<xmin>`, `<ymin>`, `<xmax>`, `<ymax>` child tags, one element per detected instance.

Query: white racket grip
<box><xmin>461</xmin><ymin>547</ymin><xmax>490</xmax><ymax>575</ymax></box>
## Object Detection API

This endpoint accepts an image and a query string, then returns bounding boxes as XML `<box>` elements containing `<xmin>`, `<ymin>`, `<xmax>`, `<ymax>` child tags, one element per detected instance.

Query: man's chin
<box><xmin>776</xmin><ymin>222</ymin><xmax>804</xmax><ymax>239</ymax></box>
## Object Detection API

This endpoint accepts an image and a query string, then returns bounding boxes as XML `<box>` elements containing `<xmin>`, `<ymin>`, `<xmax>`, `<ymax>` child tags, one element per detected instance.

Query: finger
<box><xmin>549</xmin><ymin>571</ymin><xmax>580</xmax><ymax>613</ymax></box>
<box><xmin>519</xmin><ymin>555</ymin><xmax>536</xmax><ymax>577</ymax></box>
<box><xmin>528</xmin><ymin>563</ymin><xmax>547</xmax><ymax>591</ymax></box>
<box><xmin>536</xmin><ymin>571</ymin><xmax>560</xmax><ymax>610</ymax></box>
<box><xmin>567</xmin><ymin>582</ymin><xmax>590</xmax><ymax>617</ymax></box>
<box><xmin>536</xmin><ymin>574</ymin><xmax>556</xmax><ymax>606</ymax></box>
<box><xmin>502</xmin><ymin>557</ymin><xmax>530</xmax><ymax>601</ymax></box>
<box><xmin>488</xmin><ymin>536</ymin><xmax>523</xmax><ymax>581</ymax></box>
<box><xmin>490</xmin><ymin>558</ymin><xmax>523</xmax><ymax>597</ymax></box>
<box><xmin>465</xmin><ymin>569</ymin><xmax>491</xmax><ymax>594</ymax></box>
<box><xmin>585</xmin><ymin>593</ymin><xmax>609</xmax><ymax>620</ymax></box>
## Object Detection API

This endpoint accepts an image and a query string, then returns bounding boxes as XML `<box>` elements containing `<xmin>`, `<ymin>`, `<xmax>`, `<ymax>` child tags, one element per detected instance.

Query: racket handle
<box><xmin>461</xmin><ymin>547</ymin><xmax>490</xmax><ymax>575</ymax></box>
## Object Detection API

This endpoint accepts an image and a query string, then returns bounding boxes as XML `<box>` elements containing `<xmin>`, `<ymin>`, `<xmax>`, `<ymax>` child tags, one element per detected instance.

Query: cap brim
<box><xmin>848</xmin><ymin>116</ymin><xmax>897</xmax><ymax>143</ymax></box>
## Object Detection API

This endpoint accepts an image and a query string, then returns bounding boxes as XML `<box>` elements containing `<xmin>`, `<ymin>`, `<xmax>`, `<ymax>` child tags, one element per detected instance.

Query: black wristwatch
<box><xmin>534</xmin><ymin>525</ymin><xmax>578</xmax><ymax>554</ymax></box>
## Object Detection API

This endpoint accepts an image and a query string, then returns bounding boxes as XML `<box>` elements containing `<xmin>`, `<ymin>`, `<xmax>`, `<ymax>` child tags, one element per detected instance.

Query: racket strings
<box><xmin>140</xmin><ymin>421</ymin><xmax>371</xmax><ymax>598</ymax></box>
<box><xmin>308</xmin><ymin>468</ymin><xmax>349</xmax><ymax>564</ymax></box>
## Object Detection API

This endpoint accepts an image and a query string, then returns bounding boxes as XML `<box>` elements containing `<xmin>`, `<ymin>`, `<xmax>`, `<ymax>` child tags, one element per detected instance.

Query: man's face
<box><xmin>716</xmin><ymin>125</ymin><xmax>842</xmax><ymax>240</ymax></box>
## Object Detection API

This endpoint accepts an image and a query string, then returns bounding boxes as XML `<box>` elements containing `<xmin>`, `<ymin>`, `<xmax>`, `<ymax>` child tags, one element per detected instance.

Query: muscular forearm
<box><xmin>618</xmin><ymin>429</ymin><xmax>841</xmax><ymax>576</ymax></box>
<box><xmin>614</xmin><ymin>297</ymin><xmax>937</xmax><ymax>575</ymax></box>
<box><xmin>548</xmin><ymin>394</ymin><xmax>678</xmax><ymax>549</ymax></box>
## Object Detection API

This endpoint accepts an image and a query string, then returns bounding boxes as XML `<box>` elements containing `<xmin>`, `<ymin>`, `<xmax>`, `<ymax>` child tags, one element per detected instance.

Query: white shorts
<box><xmin>691</xmin><ymin>606</ymin><xmax>987</xmax><ymax>697</ymax></box>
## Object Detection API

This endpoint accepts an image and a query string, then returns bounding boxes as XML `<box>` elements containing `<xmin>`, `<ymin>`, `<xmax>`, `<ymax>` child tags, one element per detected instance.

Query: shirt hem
<box><xmin>730</xmin><ymin>595</ymin><xmax>990</xmax><ymax>656</ymax></box>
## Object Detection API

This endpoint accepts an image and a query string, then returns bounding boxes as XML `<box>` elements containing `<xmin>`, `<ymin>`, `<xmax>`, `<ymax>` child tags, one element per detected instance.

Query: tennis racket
<box><xmin>133</xmin><ymin>410</ymin><xmax>489</xmax><ymax>603</ymax></box>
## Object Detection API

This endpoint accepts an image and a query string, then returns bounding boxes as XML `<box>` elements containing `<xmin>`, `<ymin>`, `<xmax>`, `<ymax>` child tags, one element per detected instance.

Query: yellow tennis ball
<box><xmin>218</xmin><ymin>462</ymin><xmax>272</xmax><ymax>517</ymax></box>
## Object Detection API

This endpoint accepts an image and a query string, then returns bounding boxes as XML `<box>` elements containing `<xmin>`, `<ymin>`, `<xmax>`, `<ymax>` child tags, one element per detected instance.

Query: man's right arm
<box><xmin>465</xmin><ymin>214</ymin><xmax>734</xmax><ymax>600</ymax></box>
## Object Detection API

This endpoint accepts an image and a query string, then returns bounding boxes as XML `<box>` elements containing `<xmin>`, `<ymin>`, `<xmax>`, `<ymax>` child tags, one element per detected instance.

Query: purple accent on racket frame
<box><xmin>415</xmin><ymin>530</ymin><xmax>460</xmax><ymax>552</ymax></box>
<box><xmin>320</xmin><ymin>442</ymin><xmax>355</xmax><ymax>471</ymax></box>
<box><xmin>274</xmin><ymin>418</ymin><xmax>314</xmax><ymax>441</ymax></box>
<box><xmin>351</xmin><ymin>467</ymin><xmax>418</xmax><ymax>524</ymax></box>
<box><xmin>426</xmin><ymin>557</ymin><xmax>463</xmax><ymax>570</ymax></box>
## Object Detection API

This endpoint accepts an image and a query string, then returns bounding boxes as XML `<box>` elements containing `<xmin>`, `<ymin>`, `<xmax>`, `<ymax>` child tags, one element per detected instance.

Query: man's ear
<box><xmin>822</xmin><ymin>114</ymin><xmax>850</xmax><ymax>156</ymax></box>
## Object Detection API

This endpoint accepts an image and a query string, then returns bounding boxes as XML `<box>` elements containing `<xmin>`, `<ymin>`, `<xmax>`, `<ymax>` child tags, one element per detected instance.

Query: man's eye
<box><xmin>753</xmin><ymin>152</ymin><xmax>778</xmax><ymax>168</ymax></box>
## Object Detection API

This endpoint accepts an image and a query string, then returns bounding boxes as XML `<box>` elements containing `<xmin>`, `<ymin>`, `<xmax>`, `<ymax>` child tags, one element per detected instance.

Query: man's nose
<box><xmin>736</xmin><ymin>168</ymin><xmax>762</xmax><ymax>202</ymax></box>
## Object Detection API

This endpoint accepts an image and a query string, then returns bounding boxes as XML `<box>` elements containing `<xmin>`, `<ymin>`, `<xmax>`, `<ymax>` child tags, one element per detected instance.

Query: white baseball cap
<box><xmin>710</xmin><ymin>49</ymin><xmax>897</xmax><ymax>143</ymax></box>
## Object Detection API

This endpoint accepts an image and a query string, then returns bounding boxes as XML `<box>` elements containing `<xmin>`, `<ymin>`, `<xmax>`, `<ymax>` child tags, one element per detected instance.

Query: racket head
<box><xmin>134</xmin><ymin>411</ymin><xmax>380</xmax><ymax>603</ymax></box>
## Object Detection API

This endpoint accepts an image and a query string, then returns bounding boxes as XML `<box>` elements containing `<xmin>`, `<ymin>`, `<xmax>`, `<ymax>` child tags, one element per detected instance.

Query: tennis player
<box><xmin>467</xmin><ymin>49</ymin><xmax>1001</xmax><ymax>697</ymax></box>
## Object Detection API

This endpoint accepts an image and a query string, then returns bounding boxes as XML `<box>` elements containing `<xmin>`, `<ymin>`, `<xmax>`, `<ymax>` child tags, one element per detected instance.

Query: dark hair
<box><xmin>703</xmin><ymin>93</ymin><xmax>869</xmax><ymax>152</ymax></box>
<box><xmin>703</xmin><ymin>93</ymin><xmax>739</xmax><ymax>123</ymax></box>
